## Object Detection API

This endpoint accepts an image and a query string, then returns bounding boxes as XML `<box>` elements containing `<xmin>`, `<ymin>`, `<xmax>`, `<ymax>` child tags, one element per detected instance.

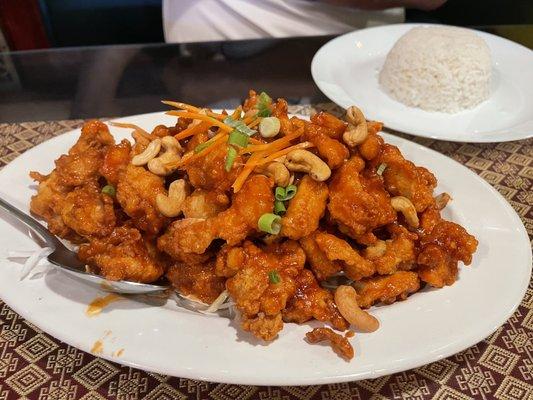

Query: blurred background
<box><xmin>0</xmin><ymin>0</ymin><xmax>531</xmax><ymax>122</ymax></box>
<box><xmin>1</xmin><ymin>0</ymin><xmax>531</xmax><ymax>50</ymax></box>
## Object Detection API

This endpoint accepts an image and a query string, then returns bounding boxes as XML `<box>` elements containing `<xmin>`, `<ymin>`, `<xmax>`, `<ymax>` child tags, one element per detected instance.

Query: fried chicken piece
<box><xmin>70</xmin><ymin>120</ymin><xmax>114</xmax><ymax>154</ymax></box>
<box><xmin>29</xmin><ymin>171</ymin><xmax>74</xmax><ymax>240</ymax></box>
<box><xmin>314</xmin><ymin>232</ymin><xmax>374</xmax><ymax>281</ymax></box>
<box><xmin>215</xmin><ymin>245</ymin><xmax>246</xmax><ymax>278</ymax></box>
<box><xmin>60</xmin><ymin>182</ymin><xmax>116</xmax><ymax>238</ymax></box>
<box><xmin>358</xmin><ymin>125</ymin><xmax>384</xmax><ymax>161</ymax></box>
<box><xmin>55</xmin><ymin>120</ymin><xmax>114</xmax><ymax>187</ymax></box>
<box><xmin>421</xmin><ymin>218</ymin><xmax>478</xmax><ymax>266</ymax></box>
<box><xmin>151</xmin><ymin>124</ymin><xmax>171</xmax><ymax>138</ymax></box>
<box><xmin>185</xmin><ymin>144</ymin><xmax>243</xmax><ymax>192</ymax></box>
<box><xmin>310</xmin><ymin>111</ymin><xmax>347</xmax><ymax>140</ymax></box>
<box><xmin>78</xmin><ymin>226</ymin><xmax>166</xmax><ymax>283</ymax></box>
<box><xmin>306</xmin><ymin>327</ymin><xmax>354</xmax><ymax>361</ymax></box>
<box><xmin>283</xmin><ymin>269</ymin><xmax>348</xmax><ymax>331</ymax></box>
<box><xmin>355</xmin><ymin>271</ymin><xmax>421</xmax><ymax>309</ymax></box>
<box><xmin>304</xmin><ymin>123</ymin><xmax>349</xmax><ymax>169</ymax></box>
<box><xmin>225</xmin><ymin>240</ymin><xmax>306</xmax><ymax>341</ymax></box>
<box><xmin>417</xmin><ymin>245</ymin><xmax>458</xmax><ymax>287</ymax></box>
<box><xmin>352</xmin><ymin>231</ymin><xmax>379</xmax><ymax>246</ymax></box>
<box><xmin>158</xmin><ymin>175</ymin><xmax>274</xmax><ymax>257</ymax></box>
<box><xmin>300</xmin><ymin>232</ymin><xmax>342</xmax><ymax>281</ymax></box>
<box><xmin>419</xmin><ymin>207</ymin><xmax>442</xmax><ymax>233</ymax></box>
<box><xmin>363</xmin><ymin>225</ymin><xmax>417</xmax><ymax>275</ymax></box>
<box><xmin>54</xmin><ymin>150</ymin><xmax>105</xmax><ymax>188</ymax></box>
<box><xmin>182</xmin><ymin>189</ymin><xmax>230</xmax><ymax>219</ymax></box>
<box><xmin>417</xmin><ymin>213</ymin><xmax>478</xmax><ymax>287</ymax></box>
<box><xmin>116</xmin><ymin>165</ymin><xmax>168</xmax><ymax>235</ymax></box>
<box><xmin>376</xmin><ymin>144</ymin><xmax>437</xmax><ymax>213</ymax></box>
<box><xmin>328</xmin><ymin>156</ymin><xmax>396</xmax><ymax>238</ymax></box>
<box><xmin>272</xmin><ymin>100</ymin><xmax>296</xmax><ymax>136</ymax></box>
<box><xmin>131</xmin><ymin>131</ymin><xmax>150</xmax><ymax>156</ymax></box>
<box><xmin>166</xmin><ymin>260</ymin><xmax>225</xmax><ymax>304</ymax></box>
<box><xmin>29</xmin><ymin>120</ymin><xmax>115</xmax><ymax>240</ymax></box>
<box><xmin>242</xmin><ymin>314</ymin><xmax>284</xmax><ymax>342</ymax></box>
<box><xmin>281</xmin><ymin>175</ymin><xmax>328</xmax><ymax>240</ymax></box>
<box><xmin>157</xmin><ymin>218</ymin><xmax>213</xmax><ymax>264</ymax></box>
<box><xmin>242</xmin><ymin>89</ymin><xmax>260</xmax><ymax>111</ymax></box>
<box><xmin>184</xmin><ymin>129</ymin><xmax>209</xmax><ymax>153</ymax></box>
<box><xmin>100</xmin><ymin>139</ymin><xmax>132</xmax><ymax>185</ymax></box>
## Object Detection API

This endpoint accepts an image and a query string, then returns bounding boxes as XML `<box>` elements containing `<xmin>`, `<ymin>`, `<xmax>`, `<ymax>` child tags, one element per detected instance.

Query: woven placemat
<box><xmin>0</xmin><ymin>106</ymin><xmax>531</xmax><ymax>400</ymax></box>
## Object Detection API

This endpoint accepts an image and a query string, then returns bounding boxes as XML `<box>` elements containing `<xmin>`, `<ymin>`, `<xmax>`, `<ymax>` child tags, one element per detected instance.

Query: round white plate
<box><xmin>0</xmin><ymin>112</ymin><xmax>530</xmax><ymax>385</ymax></box>
<box><xmin>312</xmin><ymin>23</ymin><xmax>533</xmax><ymax>142</ymax></box>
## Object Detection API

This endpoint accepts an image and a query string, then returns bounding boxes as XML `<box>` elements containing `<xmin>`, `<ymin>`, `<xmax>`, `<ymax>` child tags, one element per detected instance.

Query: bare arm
<box><xmin>322</xmin><ymin>0</ymin><xmax>447</xmax><ymax>11</ymax></box>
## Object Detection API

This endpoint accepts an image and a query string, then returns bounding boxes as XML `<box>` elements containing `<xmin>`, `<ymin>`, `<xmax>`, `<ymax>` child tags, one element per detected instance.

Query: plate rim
<box><xmin>0</xmin><ymin>111</ymin><xmax>530</xmax><ymax>385</ymax></box>
<box><xmin>311</xmin><ymin>22</ymin><xmax>533</xmax><ymax>143</ymax></box>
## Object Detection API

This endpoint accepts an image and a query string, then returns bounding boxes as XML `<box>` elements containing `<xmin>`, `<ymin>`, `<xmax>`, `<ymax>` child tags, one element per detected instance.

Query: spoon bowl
<box><xmin>0</xmin><ymin>196</ymin><xmax>169</xmax><ymax>295</ymax></box>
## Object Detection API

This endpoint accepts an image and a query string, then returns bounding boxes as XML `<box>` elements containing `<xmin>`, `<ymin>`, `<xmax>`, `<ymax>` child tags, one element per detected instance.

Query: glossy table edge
<box><xmin>0</xmin><ymin>24</ymin><xmax>531</xmax><ymax>124</ymax></box>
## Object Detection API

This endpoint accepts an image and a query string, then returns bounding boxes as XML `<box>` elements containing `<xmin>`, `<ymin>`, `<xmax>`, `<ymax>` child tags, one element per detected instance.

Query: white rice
<box><xmin>379</xmin><ymin>26</ymin><xmax>492</xmax><ymax>113</ymax></box>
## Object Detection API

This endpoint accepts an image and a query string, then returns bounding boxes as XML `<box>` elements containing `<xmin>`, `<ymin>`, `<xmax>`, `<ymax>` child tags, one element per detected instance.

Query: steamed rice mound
<box><xmin>379</xmin><ymin>26</ymin><xmax>492</xmax><ymax>113</ymax></box>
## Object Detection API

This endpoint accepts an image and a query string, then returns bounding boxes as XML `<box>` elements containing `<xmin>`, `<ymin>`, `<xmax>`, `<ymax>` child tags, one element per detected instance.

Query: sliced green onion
<box><xmin>259</xmin><ymin>116</ymin><xmax>280</xmax><ymax>138</ymax></box>
<box><xmin>259</xmin><ymin>91</ymin><xmax>271</xmax><ymax>104</ymax></box>
<box><xmin>268</xmin><ymin>270</ymin><xmax>281</xmax><ymax>284</ymax></box>
<box><xmin>257</xmin><ymin>91</ymin><xmax>272</xmax><ymax>117</ymax></box>
<box><xmin>377</xmin><ymin>163</ymin><xmax>388</xmax><ymax>176</ymax></box>
<box><xmin>228</xmin><ymin>130</ymin><xmax>249</xmax><ymax>147</ymax></box>
<box><xmin>194</xmin><ymin>137</ymin><xmax>216</xmax><ymax>153</ymax></box>
<box><xmin>258</xmin><ymin>213</ymin><xmax>281</xmax><ymax>235</ymax></box>
<box><xmin>274</xmin><ymin>200</ymin><xmax>286</xmax><ymax>215</ymax></box>
<box><xmin>284</xmin><ymin>184</ymin><xmax>297</xmax><ymax>200</ymax></box>
<box><xmin>274</xmin><ymin>186</ymin><xmax>286</xmax><ymax>201</ymax></box>
<box><xmin>223</xmin><ymin>116</ymin><xmax>256</xmax><ymax>136</ymax></box>
<box><xmin>225</xmin><ymin>146</ymin><xmax>238</xmax><ymax>172</ymax></box>
<box><xmin>101</xmin><ymin>185</ymin><xmax>116</xmax><ymax>196</ymax></box>
<box><xmin>274</xmin><ymin>184</ymin><xmax>298</xmax><ymax>201</ymax></box>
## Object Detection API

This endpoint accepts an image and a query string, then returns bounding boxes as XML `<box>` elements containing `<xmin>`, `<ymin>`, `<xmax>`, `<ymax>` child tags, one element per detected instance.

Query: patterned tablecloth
<box><xmin>0</xmin><ymin>105</ymin><xmax>531</xmax><ymax>400</ymax></box>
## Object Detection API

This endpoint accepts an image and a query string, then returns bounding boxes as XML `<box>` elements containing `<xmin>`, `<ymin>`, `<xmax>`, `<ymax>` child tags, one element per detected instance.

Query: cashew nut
<box><xmin>131</xmin><ymin>138</ymin><xmax>161</xmax><ymax>166</ymax></box>
<box><xmin>343</xmin><ymin>106</ymin><xmax>368</xmax><ymax>147</ymax></box>
<box><xmin>363</xmin><ymin>240</ymin><xmax>387</xmax><ymax>259</ymax></box>
<box><xmin>259</xmin><ymin>117</ymin><xmax>281</xmax><ymax>138</ymax></box>
<box><xmin>391</xmin><ymin>196</ymin><xmax>419</xmax><ymax>228</ymax></box>
<box><xmin>435</xmin><ymin>192</ymin><xmax>452</xmax><ymax>210</ymax></box>
<box><xmin>258</xmin><ymin>161</ymin><xmax>290</xmax><ymax>186</ymax></box>
<box><xmin>147</xmin><ymin>136</ymin><xmax>182</xmax><ymax>176</ymax></box>
<box><xmin>284</xmin><ymin>149</ymin><xmax>331</xmax><ymax>182</ymax></box>
<box><xmin>156</xmin><ymin>179</ymin><xmax>188</xmax><ymax>217</ymax></box>
<box><xmin>334</xmin><ymin>285</ymin><xmax>379</xmax><ymax>332</ymax></box>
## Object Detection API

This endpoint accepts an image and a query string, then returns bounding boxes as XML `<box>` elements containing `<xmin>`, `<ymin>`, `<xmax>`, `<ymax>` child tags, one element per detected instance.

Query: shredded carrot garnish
<box><xmin>207</xmin><ymin>111</ymin><xmax>226</xmax><ymax>121</ymax></box>
<box><xmin>174</xmin><ymin>121</ymin><xmax>211</xmax><ymax>140</ymax></box>
<box><xmin>245</xmin><ymin>130</ymin><xmax>303</xmax><ymax>154</ymax></box>
<box><xmin>162</xmin><ymin>100</ymin><xmax>200</xmax><ymax>113</ymax></box>
<box><xmin>232</xmin><ymin>152</ymin><xmax>264</xmax><ymax>193</ymax></box>
<box><xmin>250</xmin><ymin>142</ymin><xmax>314</xmax><ymax>167</ymax></box>
<box><xmin>178</xmin><ymin>133</ymin><xmax>228</xmax><ymax>167</ymax></box>
<box><xmin>166</xmin><ymin>111</ymin><xmax>233</xmax><ymax>133</ymax></box>
<box><xmin>243</xmin><ymin>113</ymin><xmax>258</xmax><ymax>125</ymax></box>
<box><xmin>248</xmin><ymin>118</ymin><xmax>261</xmax><ymax>129</ymax></box>
<box><xmin>249</xmin><ymin>137</ymin><xmax>263</xmax><ymax>145</ymax></box>
<box><xmin>110</xmin><ymin>122</ymin><xmax>152</xmax><ymax>140</ymax></box>
<box><xmin>162</xmin><ymin>100</ymin><xmax>225</xmax><ymax>120</ymax></box>
<box><xmin>231</xmin><ymin>106</ymin><xmax>242</xmax><ymax>120</ymax></box>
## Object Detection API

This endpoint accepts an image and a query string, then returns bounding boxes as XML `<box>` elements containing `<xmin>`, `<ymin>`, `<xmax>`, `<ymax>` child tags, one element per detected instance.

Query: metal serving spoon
<box><xmin>0</xmin><ymin>197</ymin><xmax>169</xmax><ymax>294</ymax></box>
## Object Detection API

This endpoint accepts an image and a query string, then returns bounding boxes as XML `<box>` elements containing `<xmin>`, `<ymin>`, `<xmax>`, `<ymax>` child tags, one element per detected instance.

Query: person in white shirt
<box><xmin>163</xmin><ymin>0</ymin><xmax>447</xmax><ymax>43</ymax></box>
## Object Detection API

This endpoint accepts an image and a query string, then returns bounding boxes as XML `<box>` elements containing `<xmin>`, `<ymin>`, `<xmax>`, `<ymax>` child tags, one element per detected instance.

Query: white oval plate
<box><xmin>0</xmin><ymin>112</ymin><xmax>530</xmax><ymax>386</ymax></box>
<box><xmin>311</xmin><ymin>23</ymin><xmax>533</xmax><ymax>142</ymax></box>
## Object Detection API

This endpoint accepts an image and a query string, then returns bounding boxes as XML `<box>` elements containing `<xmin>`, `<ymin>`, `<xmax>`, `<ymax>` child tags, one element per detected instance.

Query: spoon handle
<box><xmin>0</xmin><ymin>196</ymin><xmax>58</xmax><ymax>249</ymax></box>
